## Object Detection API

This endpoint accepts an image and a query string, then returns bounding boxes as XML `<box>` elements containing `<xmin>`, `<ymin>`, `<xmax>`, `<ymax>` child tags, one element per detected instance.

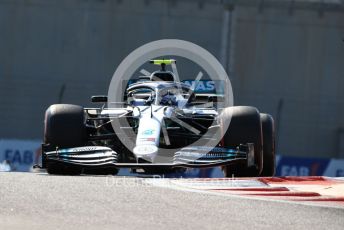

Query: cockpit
<box><xmin>126</xmin><ymin>82</ymin><xmax>193</xmax><ymax>107</ymax></box>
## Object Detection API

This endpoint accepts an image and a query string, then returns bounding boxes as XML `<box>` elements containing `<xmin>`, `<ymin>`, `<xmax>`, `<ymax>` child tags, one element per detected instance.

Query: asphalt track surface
<box><xmin>0</xmin><ymin>173</ymin><xmax>343</xmax><ymax>230</ymax></box>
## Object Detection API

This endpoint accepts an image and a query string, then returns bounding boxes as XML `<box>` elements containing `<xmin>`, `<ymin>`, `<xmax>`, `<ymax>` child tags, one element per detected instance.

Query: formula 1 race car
<box><xmin>40</xmin><ymin>59</ymin><xmax>275</xmax><ymax>177</ymax></box>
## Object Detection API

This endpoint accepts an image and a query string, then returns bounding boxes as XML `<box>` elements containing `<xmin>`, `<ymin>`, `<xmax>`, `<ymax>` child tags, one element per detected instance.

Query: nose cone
<box><xmin>133</xmin><ymin>145</ymin><xmax>158</xmax><ymax>162</ymax></box>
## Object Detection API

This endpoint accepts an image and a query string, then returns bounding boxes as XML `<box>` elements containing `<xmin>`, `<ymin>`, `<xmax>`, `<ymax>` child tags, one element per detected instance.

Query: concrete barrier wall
<box><xmin>231</xmin><ymin>3</ymin><xmax>344</xmax><ymax>158</ymax></box>
<box><xmin>0</xmin><ymin>0</ymin><xmax>343</xmax><ymax>158</ymax></box>
<box><xmin>0</xmin><ymin>0</ymin><xmax>223</xmax><ymax>138</ymax></box>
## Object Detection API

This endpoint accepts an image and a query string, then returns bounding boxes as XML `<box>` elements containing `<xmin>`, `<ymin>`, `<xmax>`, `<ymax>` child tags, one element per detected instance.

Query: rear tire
<box><xmin>260</xmin><ymin>113</ymin><xmax>276</xmax><ymax>176</ymax></box>
<box><xmin>44</xmin><ymin>104</ymin><xmax>86</xmax><ymax>175</ymax></box>
<box><xmin>220</xmin><ymin>106</ymin><xmax>263</xmax><ymax>177</ymax></box>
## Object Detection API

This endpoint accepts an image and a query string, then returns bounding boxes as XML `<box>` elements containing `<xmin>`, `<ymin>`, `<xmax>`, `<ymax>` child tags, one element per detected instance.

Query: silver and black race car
<box><xmin>40</xmin><ymin>59</ymin><xmax>275</xmax><ymax>177</ymax></box>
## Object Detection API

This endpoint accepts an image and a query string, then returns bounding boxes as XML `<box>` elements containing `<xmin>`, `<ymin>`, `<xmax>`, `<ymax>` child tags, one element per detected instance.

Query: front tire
<box><xmin>46</xmin><ymin>162</ymin><xmax>82</xmax><ymax>175</ymax></box>
<box><xmin>44</xmin><ymin>104</ymin><xmax>86</xmax><ymax>148</ymax></box>
<box><xmin>44</xmin><ymin>104</ymin><xmax>86</xmax><ymax>175</ymax></box>
<box><xmin>220</xmin><ymin>106</ymin><xmax>263</xmax><ymax>177</ymax></box>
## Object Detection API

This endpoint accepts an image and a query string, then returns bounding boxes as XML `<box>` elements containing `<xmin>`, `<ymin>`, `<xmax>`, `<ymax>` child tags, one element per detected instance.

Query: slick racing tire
<box><xmin>44</xmin><ymin>104</ymin><xmax>86</xmax><ymax>148</ymax></box>
<box><xmin>46</xmin><ymin>162</ymin><xmax>82</xmax><ymax>176</ymax></box>
<box><xmin>260</xmin><ymin>113</ymin><xmax>276</xmax><ymax>177</ymax></box>
<box><xmin>83</xmin><ymin>167</ymin><xmax>119</xmax><ymax>175</ymax></box>
<box><xmin>220</xmin><ymin>106</ymin><xmax>263</xmax><ymax>177</ymax></box>
<box><xmin>44</xmin><ymin>104</ymin><xmax>86</xmax><ymax>175</ymax></box>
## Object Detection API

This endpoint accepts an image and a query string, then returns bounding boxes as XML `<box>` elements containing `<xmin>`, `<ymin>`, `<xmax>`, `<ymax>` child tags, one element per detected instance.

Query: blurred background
<box><xmin>0</xmin><ymin>0</ymin><xmax>344</xmax><ymax>175</ymax></box>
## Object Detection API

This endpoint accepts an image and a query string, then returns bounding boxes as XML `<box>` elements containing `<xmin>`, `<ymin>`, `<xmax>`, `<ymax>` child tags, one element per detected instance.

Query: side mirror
<box><xmin>91</xmin><ymin>95</ymin><xmax>108</xmax><ymax>103</ymax></box>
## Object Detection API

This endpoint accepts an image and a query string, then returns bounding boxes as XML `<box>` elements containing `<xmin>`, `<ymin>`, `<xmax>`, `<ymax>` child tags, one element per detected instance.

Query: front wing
<box><xmin>41</xmin><ymin>144</ymin><xmax>255</xmax><ymax>170</ymax></box>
